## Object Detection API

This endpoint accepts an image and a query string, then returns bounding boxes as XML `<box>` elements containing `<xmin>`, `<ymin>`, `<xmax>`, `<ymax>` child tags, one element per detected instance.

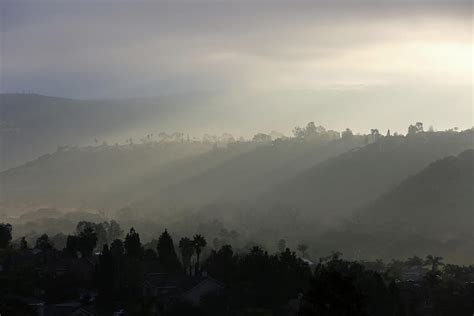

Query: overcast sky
<box><xmin>0</xmin><ymin>0</ymin><xmax>472</xmax><ymax>133</ymax></box>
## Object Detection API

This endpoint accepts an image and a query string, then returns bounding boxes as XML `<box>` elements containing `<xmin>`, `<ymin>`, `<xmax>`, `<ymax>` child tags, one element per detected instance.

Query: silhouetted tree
<box><xmin>205</xmin><ymin>244</ymin><xmax>235</xmax><ymax>284</ymax></box>
<box><xmin>425</xmin><ymin>255</ymin><xmax>444</xmax><ymax>272</ymax></box>
<box><xmin>292</xmin><ymin>126</ymin><xmax>305</xmax><ymax>139</ymax></box>
<box><xmin>77</xmin><ymin>221</ymin><xmax>106</xmax><ymax>249</ymax></box>
<box><xmin>408</xmin><ymin>122</ymin><xmax>424</xmax><ymax>135</ymax></box>
<box><xmin>66</xmin><ymin>235</ymin><xmax>79</xmax><ymax>255</ymax></box>
<box><xmin>416</xmin><ymin>122</ymin><xmax>423</xmax><ymax>132</ymax></box>
<box><xmin>179</xmin><ymin>237</ymin><xmax>195</xmax><ymax>275</ymax></box>
<box><xmin>278</xmin><ymin>248</ymin><xmax>311</xmax><ymax>299</ymax></box>
<box><xmin>95</xmin><ymin>243</ymin><xmax>116</xmax><ymax>308</ymax></box>
<box><xmin>193</xmin><ymin>234</ymin><xmax>207</xmax><ymax>275</ymax></box>
<box><xmin>293</xmin><ymin>122</ymin><xmax>328</xmax><ymax>141</ymax></box>
<box><xmin>0</xmin><ymin>223</ymin><xmax>12</xmax><ymax>248</ymax></box>
<box><xmin>156</xmin><ymin>229</ymin><xmax>181</xmax><ymax>272</ymax></box>
<box><xmin>102</xmin><ymin>243</ymin><xmax>110</xmax><ymax>255</ymax></box>
<box><xmin>110</xmin><ymin>239</ymin><xmax>124</xmax><ymax>258</ymax></box>
<box><xmin>252</xmin><ymin>133</ymin><xmax>272</xmax><ymax>142</ymax></box>
<box><xmin>341</xmin><ymin>128</ymin><xmax>353</xmax><ymax>139</ymax></box>
<box><xmin>304</xmin><ymin>258</ymin><xmax>367</xmax><ymax>316</ymax></box>
<box><xmin>305</xmin><ymin>122</ymin><xmax>318</xmax><ymax>137</ymax></box>
<box><xmin>77</xmin><ymin>226</ymin><xmax>98</xmax><ymax>257</ymax></box>
<box><xmin>124</xmin><ymin>228</ymin><xmax>142</xmax><ymax>258</ymax></box>
<box><xmin>35</xmin><ymin>234</ymin><xmax>53</xmax><ymax>252</ymax></box>
<box><xmin>50</xmin><ymin>233</ymin><xmax>67</xmax><ymax>250</ymax></box>
<box><xmin>370</xmin><ymin>129</ymin><xmax>381</xmax><ymax>139</ymax></box>
<box><xmin>122</xmin><ymin>229</ymin><xmax>145</xmax><ymax>304</ymax></box>
<box><xmin>20</xmin><ymin>236</ymin><xmax>28</xmax><ymax>250</ymax></box>
<box><xmin>236</xmin><ymin>246</ymin><xmax>278</xmax><ymax>307</ymax></box>
<box><xmin>144</xmin><ymin>248</ymin><xmax>157</xmax><ymax>260</ymax></box>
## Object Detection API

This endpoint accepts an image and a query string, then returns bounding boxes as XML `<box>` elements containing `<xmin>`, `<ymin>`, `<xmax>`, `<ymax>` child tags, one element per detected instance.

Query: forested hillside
<box><xmin>0</xmin><ymin>124</ymin><xmax>364</xmax><ymax>211</ymax></box>
<box><xmin>261</xmin><ymin>129</ymin><xmax>474</xmax><ymax>223</ymax></box>
<box><xmin>316</xmin><ymin>150</ymin><xmax>474</xmax><ymax>263</ymax></box>
<box><xmin>1</xmin><ymin>126</ymin><xmax>472</xmax><ymax>261</ymax></box>
<box><xmin>357</xmin><ymin>149</ymin><xmax>474</xmax><ymax>239</ymax></box>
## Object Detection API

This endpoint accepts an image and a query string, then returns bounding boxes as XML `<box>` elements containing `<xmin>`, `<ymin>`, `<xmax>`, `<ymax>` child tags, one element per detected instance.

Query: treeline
<box><xmin>57</xmin><ymin>121</ymin><xmax>461</xmax><ymax>152</ymax></box>
<box><xmin>1</xmin><ymin>222</ymin><xmax>474</xmax><ymax>315</ymax></box>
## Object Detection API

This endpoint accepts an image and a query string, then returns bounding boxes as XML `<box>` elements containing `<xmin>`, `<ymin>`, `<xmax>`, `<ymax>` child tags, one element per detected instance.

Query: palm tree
<box><xmin>425</xmin><ymin>255</ymin><xmax>444</xmax><ymax>272</ymax></box>
<box><xmin>179</xmin><ymin>237</ymin><xmax>194</xmax><ymax>275</ymax></box>
<box><xmin>193</xmin><ymin>234</ymin><xmax>207</xmax><ymax>275</ymax></box>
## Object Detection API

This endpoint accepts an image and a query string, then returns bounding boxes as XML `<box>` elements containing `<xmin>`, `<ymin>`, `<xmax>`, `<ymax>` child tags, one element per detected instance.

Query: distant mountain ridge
<box><xmin>0</xmin><ymin>93</ymin><xmax>221</xmax><ymax>171</ymax></box>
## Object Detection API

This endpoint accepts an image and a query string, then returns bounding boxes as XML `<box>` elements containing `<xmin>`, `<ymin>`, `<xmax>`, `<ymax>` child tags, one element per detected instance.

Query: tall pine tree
<box><xmin>157</xmin><ymin>229</ymin><xmax>181</xmax><ymax>272</ymax></box>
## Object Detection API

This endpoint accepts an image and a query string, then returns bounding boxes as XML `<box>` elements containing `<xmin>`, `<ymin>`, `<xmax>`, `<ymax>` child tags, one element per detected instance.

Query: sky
<box><xmin>0</xmin><ymin>0</ymin><xmax>472</xmax><ymax>134</ymax></box>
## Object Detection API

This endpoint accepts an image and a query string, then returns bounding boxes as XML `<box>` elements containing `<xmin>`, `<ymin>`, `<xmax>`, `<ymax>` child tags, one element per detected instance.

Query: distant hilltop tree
<box><xmin>408</xmin><ymin>122</ymin><xmax>424</xmax><ymax>135</ymax></box>
<box><xmin>341</xmin><ymin>128</ymin><xmax>353</xmax><ymax>139</ymax></box>
<box><xmin>292</xmin><ymin>122</ymin><xmax>340</xmax><ymax>142</ymax></box>
<box><xmin>252</xmin><ymin>133</ymin><xmax>272</xmax><ymax>143</ymax></box>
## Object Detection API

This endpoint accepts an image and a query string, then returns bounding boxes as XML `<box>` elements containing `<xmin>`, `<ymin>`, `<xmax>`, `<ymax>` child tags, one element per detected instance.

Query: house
<box><xmin>69</xmin><ymin>305</ymin><xmax>97</xmax><ymax>316</ymax></box>
<box><xmin>143</xmin><ymin>273</ymin><xmax>224</xmax><ymax>305</ymax></box>
<box><xmin>44</xmin><ymin>302</ymin><xmax>81</xmax><ymax>316</ymax></box>
<box><xmin>181</xmin><ymin>277</ymin><xmax>225</xmax><ymax>305</ymax></box>
<box><xmin>400</xmin><ymin>266</ymin><xmax>427</xmax><ymax>282</ymax></box>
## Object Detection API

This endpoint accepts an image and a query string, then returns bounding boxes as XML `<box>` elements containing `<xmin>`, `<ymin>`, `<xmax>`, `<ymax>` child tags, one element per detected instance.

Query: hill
<box><xmin>1</xmin><ymin>129</ymin><xmax>472</xmax><ymax>242</ymax></box>
<box><xmin>0</xmin><ymin>141</ymin><xmax>216</xmax><ymax>211</ymax></box>
<box><xmin>261</xmin><ymin>130</ymin><xmax>474</xmax><ymax>224</ymax></box>
<box><xmin>1</xmin><ymin>130</ymin><xmax>472</xmax><ymax>260</ymax></box>
<box><xmin>315</xmin><ymin>149</ymin><xmax>474</xmax><ymax>263</ymax></box>
<box><xmin>0</xmin><ymin>133</ymin><xmax>366</xmax><ymax>214</ymax></box>
<box><xmin>0</xmin><ymin>92</ymin><xmax>223</xmax><ymax>171</ymax></box>
<box><xmin>357</xmin><ymin>149</ymin><xmax>474</xmax><ymax>237</ymax></box>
